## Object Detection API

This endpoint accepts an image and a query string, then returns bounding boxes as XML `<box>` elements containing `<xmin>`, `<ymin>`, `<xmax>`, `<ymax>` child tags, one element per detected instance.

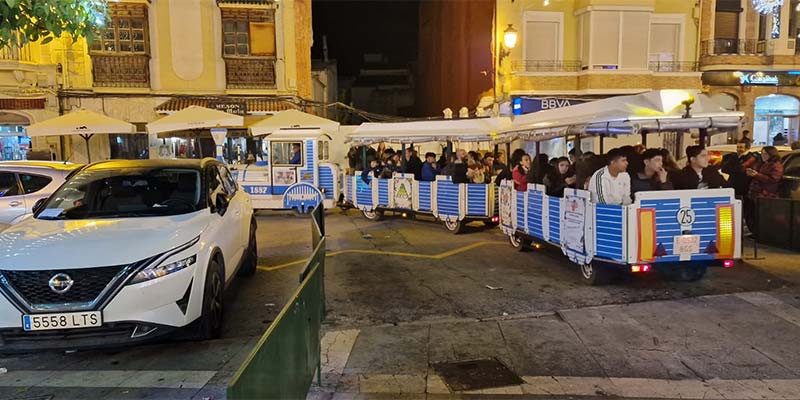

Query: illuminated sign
<box><xmin>512</xmin><ymin>97</ymin><xmax>585</xmax><ymax>115</ymax></box>
<box><xmin>739</xmin><ymin>73</ymin><xmax>779</xmax><ymax>85</ymax></box>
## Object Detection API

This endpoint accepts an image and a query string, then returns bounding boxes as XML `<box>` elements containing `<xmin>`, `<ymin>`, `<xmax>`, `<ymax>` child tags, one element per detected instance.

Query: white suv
<box><xmin>0</xmin><ymin>159</ymin><xmax>256</xmax><ymax>351</ymax></box>
<box><xmin>0</xmin><ymin>161</ymin><xmax>82</xmax><ymax>227</ymax></box>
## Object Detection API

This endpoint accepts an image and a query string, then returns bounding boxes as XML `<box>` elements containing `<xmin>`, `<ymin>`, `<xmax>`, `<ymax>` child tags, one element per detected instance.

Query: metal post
<box><xmin>81</xmin><ymin>134</ymin><xmax>93</xmax><ymax>163</ymax></box>
<box><xmin>401</xmin><ymin>143</ymin><xmax>406</xmax><ymax>173</ymax></box>
<box><xmin>599</xmin><ymin>135</ymin><xmax>605</xmax><ymax>154</ymax></box>
<box><xmin>699</xmin><ymin>128</ymin><xmax>708</xmax><ymax>148</ymax></box>
<box><xmin>641</xmin><ymin>131</ymin><xmax>647</xmax><ymax>147</ymax></box>
<box><xmin>361</xmin><ymin>145</ymin><xmax>367</xmax><ymax>170</ymax></box>
<box><xmin>572</xmin><ymin>135</ymin><xmax>581</xmax><ymax>157</ymax></box>
<box><xmin>535</xmin><ymin>141</ymin><xmax>541</xmax><ymax>155</ymax></box>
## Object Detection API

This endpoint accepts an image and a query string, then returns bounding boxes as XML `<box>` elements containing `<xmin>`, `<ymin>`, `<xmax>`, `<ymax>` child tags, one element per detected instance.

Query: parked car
<box><xmin>780</xmin><ymin>151</ymin><xmax>800</xmax><ymax>199</ymax></box>
<box><xmin>0</xmin><ymin>161</ymin><xmax>82</xmax><ymax>228</ymax></box>
<box><xmin>0</xmin><ymin>159</ymin><xmax>256</xmax><ymax>351</ymax></box>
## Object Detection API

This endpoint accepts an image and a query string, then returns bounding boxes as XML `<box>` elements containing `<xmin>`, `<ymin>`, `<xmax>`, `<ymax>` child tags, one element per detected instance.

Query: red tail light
<box><xmin>491</xmin><ymin>216</ymin><xmax>499</xmax><ymax>223</ymax></box>
<box><xmin>723</xmin><ymin>259</ymin><xmax>734</xmax><ymax>268</ymax></box>
<box><xmin>631</xmin><ymin>264</ymin><xmax>651</xmax><ymax>273</ymax></box>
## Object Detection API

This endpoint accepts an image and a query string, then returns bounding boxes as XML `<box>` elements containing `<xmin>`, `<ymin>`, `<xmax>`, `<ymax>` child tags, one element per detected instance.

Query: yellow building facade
<box><xmin>0</xmin><ymin>0</ymin><xmax>312</xmax><ymax>163</ymax></box>
<box><xmin>496</xmin><ymin>0</ymin><xmax>702</xmax><ymax>98</ymax></box>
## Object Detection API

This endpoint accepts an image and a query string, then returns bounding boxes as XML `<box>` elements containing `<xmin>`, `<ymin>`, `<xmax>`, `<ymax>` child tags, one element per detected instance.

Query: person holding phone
<box><xmin>630</xmin><ymin>148</ymin><xmax>674</xmax><ymax>199</ymax></box>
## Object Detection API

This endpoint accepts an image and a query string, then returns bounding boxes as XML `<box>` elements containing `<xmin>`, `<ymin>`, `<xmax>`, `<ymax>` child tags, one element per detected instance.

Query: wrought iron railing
<box><xmin>91</xmin><ymin>53</ymin><xmax>150</xmax><ymax>88</ymax></box>
<box><xmin>701</xmin><ymin>39</ymin><xmax>764</xmax><ymax>56</ymax></box>
<box><xmin>511</xmin><ymin>60</ymin><xmax>582</xmax><ymax>73</ymax></box>
<box><xmin>648</xmin><ymin>61</ymin><xmax>699</xmax><ymax>72</ymax></box>
<box><xmin>224</xmin><ymin>57</ymin><xmax>277</xmax><ymax>89</ymax></box>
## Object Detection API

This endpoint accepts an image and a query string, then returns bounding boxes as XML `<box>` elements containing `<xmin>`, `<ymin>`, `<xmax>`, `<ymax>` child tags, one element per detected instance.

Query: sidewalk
<box><xmin>309</xmin><ymin>287</ymin><xmax>800</xmax><ymax>399</ymax></box>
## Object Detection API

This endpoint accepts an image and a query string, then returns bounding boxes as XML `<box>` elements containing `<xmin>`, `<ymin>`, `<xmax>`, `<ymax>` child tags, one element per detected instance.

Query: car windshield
<box><xmin>36</xmin><ymin>167</ymin><xmax>202</xmax><ymax>220</ymax></box>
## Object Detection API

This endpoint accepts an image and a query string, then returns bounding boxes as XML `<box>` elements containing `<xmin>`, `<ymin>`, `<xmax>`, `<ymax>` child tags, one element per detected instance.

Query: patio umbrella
<box><xmin>147</xmin><ymin>106</ymin><xmax>243</xmax><ymax>159</ymax></box>
<box><xmin>25</xmin><ymin>109</ymin><xmax>136</xmax><ymax>162</ymax></box>
<box><xmin>249</xmin><ymin>109</ymin><xmax>339</xmax><ymax>137</ymax></box>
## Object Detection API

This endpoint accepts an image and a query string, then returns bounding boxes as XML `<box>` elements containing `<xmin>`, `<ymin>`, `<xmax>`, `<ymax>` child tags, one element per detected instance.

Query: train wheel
<box><xmin>362</xmin><ymin>209</ymin><xmax>384</xmax><ymax>221</ymax></box>
<box><xmin>580</xmin><ymin>263</ymin><xmax>611</xmax><ymax>286</ymax></box>
<box><xmin>508</xmin><ymin>234</ymin><xmax>531</xmax><ymax>252</ymax></box>
<box><xmin>443</xmin><ymin>219</ymin><xmax>464</xmax><ymax>234</ymax></box>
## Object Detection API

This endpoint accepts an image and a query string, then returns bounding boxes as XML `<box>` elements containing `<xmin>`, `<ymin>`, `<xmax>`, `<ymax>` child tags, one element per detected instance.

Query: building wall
<box><xmin>416</xmin><ymin>0</ymin><xmax>495</xmax><ymax>117</ymax></box>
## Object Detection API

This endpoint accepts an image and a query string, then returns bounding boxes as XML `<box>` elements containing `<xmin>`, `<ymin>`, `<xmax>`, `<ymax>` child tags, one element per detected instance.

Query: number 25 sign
<box><xmin>676</xmin><ymin>207</ymin><xmax>696</xmax><ymax>226</ymax></box>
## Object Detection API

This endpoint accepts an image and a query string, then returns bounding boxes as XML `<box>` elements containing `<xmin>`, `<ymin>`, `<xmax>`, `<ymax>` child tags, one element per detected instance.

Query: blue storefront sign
<box><xmin>512</xmin><ymin>96</ymin><xmax>586</xmax><ymax>115</ymax></box>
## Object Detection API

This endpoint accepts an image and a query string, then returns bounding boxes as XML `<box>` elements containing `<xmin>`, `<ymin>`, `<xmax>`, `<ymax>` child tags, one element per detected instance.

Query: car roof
<box><xmin>0</xmin><ymin>161</ymin><xmax>83</xmax><ymax>171</ymax></box>
<box><xmin>82</xmin><ymin>158</ymin><xmax>220</xmax><ymax>171</ymax></box>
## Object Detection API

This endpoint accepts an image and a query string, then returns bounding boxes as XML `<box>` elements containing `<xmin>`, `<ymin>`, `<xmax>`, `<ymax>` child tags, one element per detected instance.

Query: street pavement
<box><xmin>0</xmin><ymin>209</ymin><xmax>795</xmax><ymax>399</ymax></box>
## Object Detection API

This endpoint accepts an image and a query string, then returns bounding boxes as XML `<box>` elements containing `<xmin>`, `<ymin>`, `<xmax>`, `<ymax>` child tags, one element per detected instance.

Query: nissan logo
<box><xmin>48</xmin><ymin>273</ymin><xmax>74</xmax><ymax>294</ymax></box>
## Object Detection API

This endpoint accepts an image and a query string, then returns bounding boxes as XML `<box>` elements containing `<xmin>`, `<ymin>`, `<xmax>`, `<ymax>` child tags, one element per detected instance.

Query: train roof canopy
<box><xmin>348</xmin><ymin>117</ymin><xmax>512</xmax><ymax>145</ymax></box>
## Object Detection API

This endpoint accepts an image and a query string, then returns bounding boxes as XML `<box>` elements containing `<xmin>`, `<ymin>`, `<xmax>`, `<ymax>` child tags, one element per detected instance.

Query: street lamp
<box><xmin>499</xmin><ymin>24</ymin><xmax>518</xmax><ymax>64</ymax></box>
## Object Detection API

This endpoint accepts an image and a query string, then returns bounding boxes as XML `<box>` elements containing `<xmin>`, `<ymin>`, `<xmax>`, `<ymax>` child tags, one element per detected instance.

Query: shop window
<box><xmin>0</xmin><ymin>173</ymin><xmax>19</xmax><ymax>197</ymax></box>
<box><xmin>272</xmin><ymin>142</ymin><xmax>303</xmax><ymax>166</ymax></box>
<box><xmin>19</xmin><ymin>174</ymin><xmax>51</xmax><ymax>194</ymax></box>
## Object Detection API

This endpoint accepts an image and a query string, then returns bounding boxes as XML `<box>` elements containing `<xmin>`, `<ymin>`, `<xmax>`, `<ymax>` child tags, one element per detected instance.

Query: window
<box><xmin>784</xmin><ymin>154</ymin><xmax>800</xmax><ymax>177</ymax></box>
<box><xmin>523</xmin><ymin>11</ymin><xmax>563</xmax><ymax>62</ymax></box>
<box><xmin>207</xmin><ymin>167</ymin><xmax>226</xmax><ymax>209</ymax></box>
<box><xmin>217</xmin><ymin>165</ymin><xmax>237</xmax><ymax>196</ymax></box>
<box><xmin>19</xmin><ymin>174</ymin><xmax>51</xmax><ymax>194</ymax></box>
<box><xmin>221</xmin><ymin>8</ymin><xmax>276</xmax><ymax>57</ymax></box>
<box><xmin>272</xmin><ymin>142</ymin><xmax>303</xmax><ymax>166</ymax></box>
<box><xmin>318</xmin><ymin>141</ymin><xmax>329</xmax><ymax>161</ymax></box>
<box><xmin>90</xmin><ymin>6</ymin><xmax>148</xmax><ymax>54</ymax></box>
<box><xmin>0</xmin><ymin>173</ymin><xmax>18</xmax><ymax>197</ymax></box>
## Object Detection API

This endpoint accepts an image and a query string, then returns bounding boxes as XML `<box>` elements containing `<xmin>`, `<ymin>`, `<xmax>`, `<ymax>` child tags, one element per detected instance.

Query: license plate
<box><xmin>673</xmin><ymin>235</ymin><xmax>701</xmax><ymax>256</ymax></box>
<box><xmin>22</xmin><ymin>311</ymin><xmax>102</xmax><ymax>332</ymax></box>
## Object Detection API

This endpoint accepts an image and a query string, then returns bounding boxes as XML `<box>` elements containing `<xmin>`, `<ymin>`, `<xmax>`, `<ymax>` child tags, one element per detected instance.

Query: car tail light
<box><xmin>723</xmin><ymin>259</ymin><xmax>734</xmax><ymax>268</ymax></box>
<box><xmin>491</xmin><ymin>216</ymin><xmax>499</xmax><ymax>223</ymax></box>
<box><xmin>631</xmin><ymin>264</ymin><xmax>651</xmax><ymax>273</ymax></box>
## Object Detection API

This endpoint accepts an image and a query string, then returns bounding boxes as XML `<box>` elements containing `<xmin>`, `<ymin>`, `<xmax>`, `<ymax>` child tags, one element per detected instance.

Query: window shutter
<box><xmin>249</xmin><ymin>22</ymin><xmax>276</xmax><ymax>56</ymax></box>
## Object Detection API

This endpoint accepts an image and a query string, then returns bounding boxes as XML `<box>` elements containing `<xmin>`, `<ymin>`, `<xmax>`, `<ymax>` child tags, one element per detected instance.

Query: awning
<box><xmin>503</xmin><ymin>90</ymin><xmax>744</xmax><ymax>141</ymax></box>
<box><xmin>348</xmin><ymin>117</ymin><xmax>512</xmax><ymax>145</ymax></box>
<box><xmin>25</xmin><ymin>109</ymin><xmax>135</xmax><ymax>137</ymax></box>
<box><xmin>154</xmin><ymin>97</ymin><xmax>298</xmax><ymax>115</ymax></box>
<box><xmin>146</xmin><ymin>106</ymin><xmax>244</xmax><ymax>135</ymax></box>
<box><xmin>249</xmin><ymin>109</ymin><xmax>339</xmax><ymax>136</ymax></box>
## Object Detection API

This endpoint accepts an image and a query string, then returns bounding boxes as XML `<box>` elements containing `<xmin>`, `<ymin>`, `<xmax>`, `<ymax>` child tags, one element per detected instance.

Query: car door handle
<box><xmin>9</xmin><ymin>201</ymin><xmax>21</xmax><ymax>207</ymax></box>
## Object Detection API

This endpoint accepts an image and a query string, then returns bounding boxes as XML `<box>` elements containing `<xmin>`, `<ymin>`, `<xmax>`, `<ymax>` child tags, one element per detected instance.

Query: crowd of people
<box><xmin>350</xmin><ymin>139</ymin><xmax>785</xmax><ymax>232</ymax></box>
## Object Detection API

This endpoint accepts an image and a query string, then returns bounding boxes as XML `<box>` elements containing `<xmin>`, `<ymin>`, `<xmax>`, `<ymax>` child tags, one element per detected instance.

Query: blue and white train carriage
<box><xmin>233</xmin><ymin>111</ymin><xmax>342</xmax><ymax>213</ymax></box>
<box><xmin>342</xmin><ymin>117</ymin><xmax>512</xmax><ymax>233</ymax></box>
<box><xmin>498</xmin><ymin>90</ymin><xmax>745</xmax><ymax>284</ymax></box>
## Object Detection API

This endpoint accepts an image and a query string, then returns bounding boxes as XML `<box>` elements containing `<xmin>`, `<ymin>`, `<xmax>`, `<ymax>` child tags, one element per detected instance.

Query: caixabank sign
<box><xmin>702</xmin><ymin>71</ymin><xmax>800</xmax><ymax>87</ymax></box>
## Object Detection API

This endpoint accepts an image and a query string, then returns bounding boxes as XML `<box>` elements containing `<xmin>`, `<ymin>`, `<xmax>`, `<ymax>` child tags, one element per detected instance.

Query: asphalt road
<box><xmin>0</xmin><ymin>209</ymin><xmax>791</xmax><ymax>399</ymax></box>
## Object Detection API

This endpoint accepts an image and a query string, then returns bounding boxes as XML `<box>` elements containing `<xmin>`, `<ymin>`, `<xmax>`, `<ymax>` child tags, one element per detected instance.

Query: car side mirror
<box><xmin>215</xmin><ymin>193</ymin><xmax>230</xmax><ymax>216</ymax></box>
<box><xmin>32</xmin><ymin>198</ymin><xmax>47</xmax><ymax>215</ymax></box>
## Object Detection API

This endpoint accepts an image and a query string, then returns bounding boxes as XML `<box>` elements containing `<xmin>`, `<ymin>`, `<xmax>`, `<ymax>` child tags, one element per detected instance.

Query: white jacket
<box><xmin>588</xmin><ymin>166</ymin><xmax>632</xmax><ymax>206</ymax></box>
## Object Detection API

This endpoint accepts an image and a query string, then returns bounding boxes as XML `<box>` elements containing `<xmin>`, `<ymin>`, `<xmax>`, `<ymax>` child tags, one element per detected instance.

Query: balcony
<box><xmin>511</xmin><ymin>60</ymin><xmax>582</xmax><ymax>73</ymax></box>
<box><xmin>0</xmin><ymin>46</ymin><xmax>32</xmax><ymax>62</ymax></box>
<box><xmin>700</xmin><ymin>39</ymin><xmax>764</xmax><ymax>56</ymax></box>
<box><xmin>224</xmin><ymin>57</ymin><xmax>276</xmax><ymax>89</ymax></box>
<box><xmin>91</xmin><ymin>54</ymin><xmax>150</xmax><ymax>88</ymax></box>
<box><xmin>648</xmin><ymin>61</ymin><xmax>699</xmax><ymax>73</ymax></box>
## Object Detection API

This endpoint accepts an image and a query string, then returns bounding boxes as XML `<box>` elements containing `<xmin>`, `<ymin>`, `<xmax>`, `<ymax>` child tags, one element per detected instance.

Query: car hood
<box><xmin>0</xmin><ymin>211</ymin><xmax>210</xmax><ymax>270</ymax></box>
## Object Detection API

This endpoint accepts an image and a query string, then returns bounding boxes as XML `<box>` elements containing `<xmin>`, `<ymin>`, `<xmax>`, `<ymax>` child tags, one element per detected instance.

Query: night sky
<box><xmin>311</xmin><ymin>0</ymin><xmax>420</xmax><ymax>76</ymax></box>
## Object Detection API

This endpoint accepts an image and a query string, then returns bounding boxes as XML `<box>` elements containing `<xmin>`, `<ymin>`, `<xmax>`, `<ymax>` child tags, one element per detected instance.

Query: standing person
<box><xmin>745</xmin><ymin>146</ymin><xmax>785</xmax><ymax>233</ymax></box>
<box><xmin>673</xmin><ymin>145</ymin><xmax>727</xmax><ymax>190</ymax></box>
<box><xmin>543</xmin><ymin>156</ymin><xmax>576</xmax><ymax>197</ymax></box>
<box><xmin>420</xmin><ymin>152</ymin><xmax>440</xmax><ymax>181</ymax></box>
<box><xmin>588</xmin><ymin>148</ymin><xmax>631</xmax><ymax>205</ymax></box>
<box><xmin>403</xmin><ymin>147</ymin><xmax>423</xmax><ymax>180</ymax></box>
<box><xmin>722</xmin><ymin>140</ymin><xmax>760</xmax><ymax>198</ymax></box>
<box><xmin>630</xmin><ymin>148</ymin><xmax>673</xmax><ymax>198</ymax></box>
<box><xmin>512</xmin><ymin>154</ymin><xmax>531</xmax><ymax>191</ymax></box>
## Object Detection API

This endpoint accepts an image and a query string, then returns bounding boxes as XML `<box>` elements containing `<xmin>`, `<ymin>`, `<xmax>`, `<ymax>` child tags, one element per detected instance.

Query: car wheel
<box><xmin>362</xmin><ymin>209</ymin><xmax>383</xmax><ymax>221</ymax></box>
<box><xmin>580</xmin><ymin>263</ymin><xmax>611</xmax><ymax>286</ymax></box>
<box><xmin>197</xmin><ymin>258</ymin><xmax>224</xmax><ymax>340</ymax></box>
<box><xmin>443</xmin><ymin>219</ymin><xmax>464</xmax><ymax>234</ymax></box>
<box><xmin>238</xmin><ymin>220</ymin><xmax>257</xmax><ymax>277</ymax></box>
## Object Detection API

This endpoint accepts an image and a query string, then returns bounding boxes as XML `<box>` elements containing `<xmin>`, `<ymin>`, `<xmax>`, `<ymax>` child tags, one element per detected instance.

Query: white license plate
<box><xmin>22</xmin><ymin>311</ymin><xmax>102</xmax><ymax>332</ymax></box>
<box><xmin>673</xmin><ymin>234</ymin><xmax>701</xmax><ymax>256</ymax></box>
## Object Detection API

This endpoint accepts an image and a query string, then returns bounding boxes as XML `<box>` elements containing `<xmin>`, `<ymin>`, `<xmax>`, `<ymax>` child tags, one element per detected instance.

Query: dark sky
<box><xmin>311</xmin><ymin>0</ymin><xmax>420</xmax><ymax>76</ymax></box>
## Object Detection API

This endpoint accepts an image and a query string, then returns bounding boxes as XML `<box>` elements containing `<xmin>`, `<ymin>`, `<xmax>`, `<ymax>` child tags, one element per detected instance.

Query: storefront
<box><xmin>703</xmin><ymin>70</ymin><xmax>800</xmax><ymax>145</ymax></box>
<box><xmin>0</xmin><ymin>125</ymin><xmax>30</xmax><ymax>161</ymax></box>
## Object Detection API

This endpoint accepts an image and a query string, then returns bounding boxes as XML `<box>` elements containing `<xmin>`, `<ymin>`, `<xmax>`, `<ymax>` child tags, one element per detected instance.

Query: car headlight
<box><xmin>129</xmin><ymin>255</ymin><xmax>196</xmax><ymax>285</ymax></box>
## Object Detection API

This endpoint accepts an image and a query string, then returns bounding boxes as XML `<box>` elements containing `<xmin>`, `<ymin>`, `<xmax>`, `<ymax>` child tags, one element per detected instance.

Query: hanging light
<box><xmin>503</xmin><ymin>24</ymin><xmax>518</xmax><ymax>50</ymax></box>
<box><xmin>752</xmin><ymin>0</ymin><xmax>784</xmax><ymax>14</ymax></box>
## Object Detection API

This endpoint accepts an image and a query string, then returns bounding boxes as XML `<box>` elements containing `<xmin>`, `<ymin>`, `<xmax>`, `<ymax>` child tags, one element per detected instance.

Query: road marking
<box><xmin>0</xmin><ymin>370</ymin><xmax>217</xmax><ymax>389</ymax></box>
<box><xmin>258</xmin><ymin>241</ymin><xmax>506</xmax><ymax>272</ymax></box>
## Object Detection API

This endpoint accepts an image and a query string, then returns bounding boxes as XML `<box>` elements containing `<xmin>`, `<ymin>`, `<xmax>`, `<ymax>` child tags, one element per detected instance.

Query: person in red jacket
<box><xmin>745</xmin><ymin>146</ymin><xmax>784</xmax><ymax>233</ymax></box>
<box><xmin>512</xmin><ymin>154</ymin><xmax>531</xmax><ymax>191</ymax></box>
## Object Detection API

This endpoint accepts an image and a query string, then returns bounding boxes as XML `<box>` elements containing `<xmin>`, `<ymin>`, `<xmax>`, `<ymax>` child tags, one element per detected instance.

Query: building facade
<box><xmin>0</xmin><ymin>0</ymin><xmax>312</xmax><ymax>163</ymax></box>
<box><xmin>700</xmin><ymin>0</ymin><xmax>800</xmax><ymax>146</ymax></box>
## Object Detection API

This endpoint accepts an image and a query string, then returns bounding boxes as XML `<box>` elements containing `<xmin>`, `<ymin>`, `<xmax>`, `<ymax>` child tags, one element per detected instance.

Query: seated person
<box><xmin>420</xmin><ymin>152</ymin><xmax>440</xmax><ymax>181</ymax></box>
<box><xmin>673</xmin><ymin>145</ymin><xmax>727</xmax><ymax>190</ymax></box>
<box><xmin>289</xmin><ymin>144</ymin><xmax>302</xmax><ymax>164</ymax></box>
<box><xmin>543</xmin><ymin>157</ymin><xmax>576</xmax><ymax>197</ymax></box>
<box><xmin>630</xmin><ymin>148</ymin><xmax>674</xmax><ymax>198</ymax></box>
<box><xmin>451</xmin><ymin>149</ymin><xmax>469</xmax><ymax>184</ymax></box>
<box><xmin>466</xmin><ymin>153</ymin><xmax>485</xmax><ymax>184</ymax></box>
<box><xmin>512</xmin><ymin>154</ymin><xmax>531</xmax><ymax>192</ymax></box>
<box><xmin>361</xmin><ymin>159</ymin><xmax>383</xmax><ymax>184</ymax></box>
<box><xmin>588</xmin><ymin>148</ymin><xmax>631</xmax><ymax>205</ymax></box>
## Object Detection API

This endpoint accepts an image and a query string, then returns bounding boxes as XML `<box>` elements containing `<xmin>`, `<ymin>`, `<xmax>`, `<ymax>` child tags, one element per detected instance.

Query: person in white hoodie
<box><xmin>588</xmin><ymin>148</ymin><xmax>631</xmax><ymax>206</ymax></box>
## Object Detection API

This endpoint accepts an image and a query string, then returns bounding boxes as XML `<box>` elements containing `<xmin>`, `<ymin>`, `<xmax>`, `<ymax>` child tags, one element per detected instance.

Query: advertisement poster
<box><xmin>274</xmin><ymin>169</ymin><xmax>296</xmax><ymax>186</ymax></box>
<box><xmin>562</xmin><ymin>194</ymin><xmax>587</xmax><ymax>263</ymax></box>
<box><xmin>393</xmin><ymin>177</ymin><xmax>413</xmax><ymax>209</ymax></box>
<box><xmin>499</xmin><ymin>184</ymin><xmax>514</xmax><ymax>228</ymax></box>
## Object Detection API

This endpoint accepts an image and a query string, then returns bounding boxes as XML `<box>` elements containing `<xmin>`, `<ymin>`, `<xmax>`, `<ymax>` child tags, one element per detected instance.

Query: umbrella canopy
<box><xmin>249</xmin><ymin>109</ymin><xmax>339</xmax><ymax>136</ymax></box>
<box><xmin>146</xmin><ymin>105</ymin><xmax>244</xmax><ymax>135</ymax></box>
<box><xmin>503</xmin><ymin>90</ymin><xmax>744</xmax><ymax>142</ymax></box>
<box><xmin>25</xmin><ymin>109</ymin><xmax>136</xmax><ymax>137</ymax></box>
<box><xmin>348</xmin><ymin>117</ymin><xmax>512</xmax><ymax>145</ymax></box>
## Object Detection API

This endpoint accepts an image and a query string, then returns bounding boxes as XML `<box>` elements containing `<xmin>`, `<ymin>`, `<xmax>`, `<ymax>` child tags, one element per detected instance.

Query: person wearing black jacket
<box><xmin>543</xmin><ymin>157</ymin><xmax>576</xmax><ymax>197</ymax></box>
<box><xmin>630</xmin><ymin>148</ymin><xmax>674</xmax><ymax>199</ymax></box>
<box><xmin>403</xmin><ymin>148</ymin><xmax>423</xmax><ymax>180</ymax></box>
<box><xmin>673</xmin><ymin>145</ymin><xmax>727</xmax><ymax>190</ymax></box>
<box><xmin>721</xmin><ymin>140</ymin><xmax>760</xmax><ymax>198</ymax></box>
